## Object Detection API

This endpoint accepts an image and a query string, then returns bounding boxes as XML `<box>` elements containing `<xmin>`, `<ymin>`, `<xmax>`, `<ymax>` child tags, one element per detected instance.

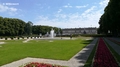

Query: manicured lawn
<box><xmin>0</xmin><ymin>38</ymin><xmax>93</xmax><ymax>66</ymax></box>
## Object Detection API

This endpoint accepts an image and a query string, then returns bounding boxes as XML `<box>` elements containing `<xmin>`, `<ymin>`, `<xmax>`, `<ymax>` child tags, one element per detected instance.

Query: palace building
<box><xmin>62</xmin><ymin>27</ymin><xmax>97</xmax><ymax>35</ymax></box>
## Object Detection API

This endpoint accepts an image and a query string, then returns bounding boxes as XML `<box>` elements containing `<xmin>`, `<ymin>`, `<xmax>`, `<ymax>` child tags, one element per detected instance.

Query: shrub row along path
<box><xmin>1</xmin><ymin>38</ymin><xmax>98</xmax><ymax>67</ymax></box>
<box><xmin>93</xmin><ymin>38</ymin><xmax>118</xmax><ymax>67</ymax></box>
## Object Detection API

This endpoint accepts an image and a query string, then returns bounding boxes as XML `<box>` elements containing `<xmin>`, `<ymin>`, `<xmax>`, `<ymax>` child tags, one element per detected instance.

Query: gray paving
<box><xmin>111</xmin><ymin>37</ymin><xmax>120</xmax><ymax>43</ymax></box>
<box><xmin>1</xmin><ymin>38</ymin><xmax>98</xmax><ymax>67</ymax></box>
<box><xmin>68</xmin><ymin>38</ymin><xmax>98</xmax><ymax>67</ymax></box>
<box><xmin>104</xmin><ymin>38</ymin><xmax>120</xmax><ymax>55</ymax></box>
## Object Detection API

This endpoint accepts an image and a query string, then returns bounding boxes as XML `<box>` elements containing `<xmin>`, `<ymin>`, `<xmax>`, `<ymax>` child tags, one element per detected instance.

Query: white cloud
<box><xmin>99</xmin><ymin>0</ymin><xmax>109</xmax><ymax>7</ymax></box>
<box><xmin>34</xmin><ymin>0</ymin><xmax>109</xmax><ymax>28</ymax></box>
<box><xmin>0</xmin><ymin>4</ymin><xmax>18</xmax><ymax>15</ymax></box>
<box><xmin>63</xmin><ymin>5</ymin><xmax>72</xmax><ymax>8</ymax></box>
<box><xmin>57</xmin><ymin>9</ymin><xmax>62</xmax><ymax>13</ymax></box>
<box><xmin>9</xmin><ymin>7</ymin><xmax>17</xmax><ymax>12</ymax></box>
<box><xmin>63</xmin><ymin>4</ymin><xmax>88</xmax><ymax>9</ymax></box>
<box><xmin>34</xmin><ymin>9</ymin><xmax>101</xmax><ymax>28</ymax></box>
<box><xmin>63</xmin><ymin>3</ymin><xmax>72</xmax><ymax>8</ymax></box>
<box><xmin>83</xmin><ymin>6</ymin><xmax>96</xmax><ymax>14</ymax></box>
<box><xmin>75</xmin><ymin>4</ymin><xmax>88</xmax><ymax>9</ymax></box>
<box><xmin>55</xmin><ymin>14</ymin><xmax>67</xmax><ymax>19</ymax></box>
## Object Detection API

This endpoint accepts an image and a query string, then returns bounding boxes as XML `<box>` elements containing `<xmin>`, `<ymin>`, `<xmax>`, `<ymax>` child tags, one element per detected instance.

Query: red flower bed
<box><xmin>93</xmin><ymin>38</ymin><xmax>118</xmax><ymax>67</ymax></box>
<box><xmin>21</xmin><ymin>62</ymin><xmax>63</xmax><ymax>67</ymax></box>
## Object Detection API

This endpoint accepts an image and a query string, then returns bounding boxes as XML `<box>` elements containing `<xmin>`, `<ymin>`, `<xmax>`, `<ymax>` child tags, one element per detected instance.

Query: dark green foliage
<box><xmin>0</xmin><ymin>37</ymin><xmax>3</xmax><ymax>39</ymax></box>
<box><xmin>14</xmin><ymin>37</ymin><xmax>16</xmax><ymax>39</ymax></box>
<box><xmin>5</xmin><ymin>37</ymin><xmax>7</xmax><ymax>40</ymax></box>
<box><xmin>22</xmin><ymin>36</ymin><xmax>24</xmax><ymax>39</ymax></box>
<box><xmin>24</xmin><ymin>21</ymin><xmax>33</xmax><ymax>35</ymax></box>
<box><xmin>17</xmin><ymin>37</ymin><xmax>20</xmax><ymax>40</ymax></box>
<box><xmin>80</xmin><ymin>34</ymin><xmax>112</xmax><ymax>37</ymax></box>
<box><xmin>0</xmin><ymin>16</ymin><xmax>61</xmax><ymax>37</ymax></box>
<box><xmin>32</xmin><ymin>25</ymin><xmax>61</xmax><ymax>35</ymax></box>
<box><xmin>99</xmin><ymin>0</ymin><xmax>120</xmax><ymax>36</ymax></box>
<box><xmin>10</xmin><ymin>37</ymin><xmax>14</xmax><ymax>40</ymax></box>
<box><xmin>0</xmin><ymin>17</ymin><xmax>26</xmax><ymax>36</ymax></box>
<box><xmin>27</xmin><ymin>37</ymin><xmax>29</xmax><ymax>39</ymax></box>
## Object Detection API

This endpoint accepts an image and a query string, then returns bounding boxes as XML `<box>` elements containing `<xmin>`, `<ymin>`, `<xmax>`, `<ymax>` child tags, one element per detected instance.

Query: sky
<box><xmin>0</xmin><ymin>0</ymin><xmax>109</xmax><ymax>28</ymax></box>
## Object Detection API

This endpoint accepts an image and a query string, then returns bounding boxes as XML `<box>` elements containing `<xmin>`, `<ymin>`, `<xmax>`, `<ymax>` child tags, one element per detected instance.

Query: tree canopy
<box><xmin>32</xmin><ymin>25</ymin><xmax>61</xmax><ymax>35</ymax></box>
<box><xmin>0</xmin><ymin>16</ymin><xmax>61</xmax><ymax>36</ymax></box>
<box><xmin>0</xmin><ymin>17</ymin><xmax>26</xmax><ymax>36</ymax></box>
<box><xmin>98</xmin><ymin>0</ymin><xmax>120</xmax><ymax>36</ymax></box>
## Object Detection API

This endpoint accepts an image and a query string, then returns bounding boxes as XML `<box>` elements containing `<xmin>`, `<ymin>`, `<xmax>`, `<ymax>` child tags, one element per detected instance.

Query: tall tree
<box><xmin>99</xmin><ymin>0</ymin><xmax>120</xmax><ymax>36</ymax></box>
<box><xmin>25</xmin><ymin>21</ymin><xmax>33</xmax><ymax>35</ymax></box>
<box><xmin>0</xmin><ymin>17</ymin><xmax>26</xmax><ymax>36</ymax></box>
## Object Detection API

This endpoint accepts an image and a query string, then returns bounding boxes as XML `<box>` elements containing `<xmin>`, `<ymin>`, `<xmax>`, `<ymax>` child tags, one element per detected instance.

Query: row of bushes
<box><xmin>0</xmin><ymin>34</ymin><xmax>114</xmax><ymax>40</ymax></box>
<box><xmin>0</xmin><ymin>36</ymin><xmax>42</xmax><ymax>40</ymax></box>
<box><xmin>56</xmin><ymin>34</ymin><xmax>79</xmax><ymax>37</ymax></box>
<box><xmin>58</xmin><ymin>34</ymin><xmax>114</xmax><ymax>37</ymax></box>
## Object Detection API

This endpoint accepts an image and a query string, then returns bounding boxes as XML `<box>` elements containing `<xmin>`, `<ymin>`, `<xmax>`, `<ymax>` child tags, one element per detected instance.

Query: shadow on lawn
<box><xmin>74</xmin><ymin>37</ymin><xmax>98</xmax><ymax>67</ymax></box>
<box><xmin>81</xmin><ymin>40</ymin><xmax>93</xmax><ymax>44</ymax></box>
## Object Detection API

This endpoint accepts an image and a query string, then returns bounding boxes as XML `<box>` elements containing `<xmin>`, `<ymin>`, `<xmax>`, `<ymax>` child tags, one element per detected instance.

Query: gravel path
<box><xmin>0</xmin><ymin>42</ymin><xmax>5</xmax><ymax>44</ymax></box>
<box><xmin>1</xmin><ymin>38</ymin><xmax>98</xmax><ymax>67</ymax></box>
<box><xmin>23</xmin><ymin>39</ymin><xmax>32</xmax><ymax>43</ymax></box>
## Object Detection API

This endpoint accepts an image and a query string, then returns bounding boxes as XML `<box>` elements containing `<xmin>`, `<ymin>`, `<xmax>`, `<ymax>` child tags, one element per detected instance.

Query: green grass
<box><xmin>0</xmin><ymin>38</ymin><xmax>93</xmax><ymax>66</ymax></box>
<box><xmin>83</xmin><ymin>39</ymin><xmax>98</xmax><ymax>67</ymax></box>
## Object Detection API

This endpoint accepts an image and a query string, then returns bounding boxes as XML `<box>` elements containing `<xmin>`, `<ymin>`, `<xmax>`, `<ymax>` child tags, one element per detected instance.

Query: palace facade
<box><xmin>62</xmin><ymin>27</ymin><xmax>97</xmax><ymax>35</ymax></box>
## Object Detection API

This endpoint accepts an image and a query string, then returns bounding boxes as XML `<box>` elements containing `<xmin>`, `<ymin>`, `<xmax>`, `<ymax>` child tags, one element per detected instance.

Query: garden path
<box><xmin>22</xmin><ymin>39</ymin><xmax>32</xmax><ymax>43</ymax></box>
<box><xmin>0</xmin><ymin>42</ymin><xmax>5</xmax><ymax>44</ymax></box>
<box><xmin>93</xmin><ymin>38</ymin><xmax>118</xmax><ymax>67</ymax></box>
<box><xmin>110</xmin><ymin>37</ymin><xmax>120</xmax><ymax>42</ymax></box>
<box><xmin>104</xmin><ymin>38</ymin><xmax>120</xmax><ymax>55</ymax></box>
<box><xmin>0</xmin><ymin>42</ymin><xmax>5</xmax><ymax>47</ymax></box>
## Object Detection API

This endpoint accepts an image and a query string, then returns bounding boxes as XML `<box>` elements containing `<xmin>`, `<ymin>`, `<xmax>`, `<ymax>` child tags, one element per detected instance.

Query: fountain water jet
<box><xmin>50</xmin><ymin>28</ymin><xmax>54</xmax><ymax>38</ymax></box>
<box><xmin>34</xmin><ymin>28</ymin><xmax>74</xmax><ymax>40</ymax></box>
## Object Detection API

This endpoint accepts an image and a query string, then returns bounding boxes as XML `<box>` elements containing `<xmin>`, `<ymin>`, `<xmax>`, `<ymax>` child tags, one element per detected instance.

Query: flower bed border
<box><xmin>19</xmin><ymin>62</ymin><xmax>64</xmax><ymax>67</ymax></box>
<box><xmin>93</xmin><ymin>38</ymin><xmax>118</xmax><ymax>67</ymax></box>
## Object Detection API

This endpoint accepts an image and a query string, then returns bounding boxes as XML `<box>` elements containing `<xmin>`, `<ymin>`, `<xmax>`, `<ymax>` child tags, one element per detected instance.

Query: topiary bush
<box><xmin>10</xmin><ymin>37</ymin><xmax>14</xmax><ymax>40</ymax></box>
<box><xmin>5</xmin><ymin>37</ymin><xmax>7</xmax><ymax>40</ymax></box>
<box><xmin>17</xmin><ymin>37</ymin><xmax>20</xmax><ymax>40</ymax></box>
<box><xmin>22</xmin><ymin>37</ymin><xmax>24</xmax><ymax>39</ymax></box>
<box><xmin>0</xmin><ymin>37</ymin><xmax>3</xmax><ymax>39</ymax></box>
<box><xmin>27</xmin><ymin>37</ymin><xmax>29</xmax><ymax>39</ymax></box>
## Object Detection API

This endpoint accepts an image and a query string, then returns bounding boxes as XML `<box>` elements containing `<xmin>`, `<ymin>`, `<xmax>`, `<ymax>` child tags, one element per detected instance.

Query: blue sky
<box><xmin>0</xmin><ymin>0</ymin><xmax>109</xmax><ymax>28</ymax></box>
